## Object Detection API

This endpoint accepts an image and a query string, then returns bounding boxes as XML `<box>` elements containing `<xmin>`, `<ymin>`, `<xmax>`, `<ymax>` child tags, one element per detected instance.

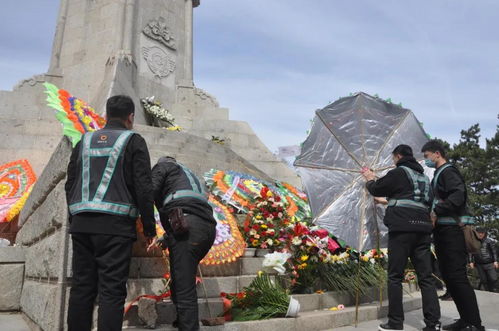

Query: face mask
<box><xmin>425</xmin><ymin>159</ymin><xmax>436</xmax><ymax>168</ymax></box>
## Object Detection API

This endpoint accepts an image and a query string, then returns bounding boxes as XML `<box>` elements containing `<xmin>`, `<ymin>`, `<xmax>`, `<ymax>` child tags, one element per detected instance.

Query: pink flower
<box><xmin>338</xmin><ymin>304</ymin><xmax>345</xmax><ymax>310</ymax></box>
<box><xmin>327</xmin><ymin>238</ymin><xmax>340</xmax><ymax>252</ymax></box>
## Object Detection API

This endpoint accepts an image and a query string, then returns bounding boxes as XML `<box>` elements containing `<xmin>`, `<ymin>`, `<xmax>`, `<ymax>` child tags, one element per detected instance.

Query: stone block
<box><xmin>321</xmin><ymin>290</ymin><xmax>355</xmax><ymax>308</ymax></box>
<box><xmin>20</xmin><ymin>280</ymin><xmax>57</xmax><ymax>331</ymax></box>
<box><xmin>0</xmin><ymin>264</ymin><xmax>24</xmax><ymax>311</ymax></box>
<box><xmin>0</xmin><ymin>247</ymin><xmax>25</xmax><ymax>263</ymax></box>
<box><xmin>18</xmin><ymin>137</ymin><xmax>71</xmax><ymax>226</ymax></box>
<box><xmin>126</xmin><ymin>275</ymin><xmax>256</xmax><ymax>301</ymax></box>
<box><xmin>292</xmin><ymin>293</ymin><xmax>321</xmax><ymax>312</ymax></box>
<box><xmin>138</xmin><ymin>297</ymin><xmax>158</xmax><ymax>329</ymax></box>
<box><xmin>199</xmin><ymin>261</ymin><xmax>241</xmax><ymax>277</ymax></box>
<box><xmin>240</xmin><ymin>257</ymin><xmax>264</xmax><ymax>275</ymax></box>
<box><xmin>129</xmin><ymin>257</ymin><xmax>169</xmax><ymax>279</ymax></box>
<box><xmin>24</xmin><ymin>231</ymin><xmax>62</xmax><ymax>279</ymax></box>
<box><xmin>16</xmin><ymin>181</ymin><xmax>68</xmax><ymax>246</ymax></box>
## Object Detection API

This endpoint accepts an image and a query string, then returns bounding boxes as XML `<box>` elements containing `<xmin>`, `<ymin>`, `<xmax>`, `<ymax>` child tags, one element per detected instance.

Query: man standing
<box><xmin>65</xmin><ymin>95</ymin><xmax>156</xmax><ymax>331</ymax></box>
<box><xmin>151</xmin><ymin>156</ymin><xmax>216</xmax><ymax>331</ymax></box>
<box><xmin>469</xmin><ymin>228</ymin><xmax>498</xmax><ymax>292</ymax></box>
<box><xmin>362</xmin><ymin>144</ymin><xmax>440</xmax><ymax>331</ymax></box>
<box><xmin>422</xmin><ymin>140</ymin><xmax>484</xmax><ymax>331</ymax></box>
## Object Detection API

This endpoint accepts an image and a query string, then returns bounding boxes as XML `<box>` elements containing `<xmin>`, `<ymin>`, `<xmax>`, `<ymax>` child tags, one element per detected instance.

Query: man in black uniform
<box><xmin>151</xmin><ymin>156</ymin><xmax>216</xmax><ymax>331</ymax></box>
<box><xmin>362</xmin><ymin>144</ymin><xmax>440</xmax><ymax>331</ymax></box>
<box><xmin>65</xmin><ymin>95</ymin><xmax>156</xmax><ymax>331</ymax></box>
<box><xmin>469</xmin><ymin>228</ymin><xmax>498</xmax><ymax>292</ymax></box>
<box><xmin>422</xmin><ymin>140</ymin><xmax>484</xmax><ymax>331</ymax></box>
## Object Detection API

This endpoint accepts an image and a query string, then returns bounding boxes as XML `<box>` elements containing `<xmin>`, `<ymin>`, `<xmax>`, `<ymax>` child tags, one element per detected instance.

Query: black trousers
<box><xmin>67</xmin><ymin>233</ymin><xmax>134</xmax><ymax>331</ymax></box>
<box><xmin>476</xmin><ymin>263</ymin><xmax>497</xmax><ymax>292</ymax></box>
<box><xmin>434</xmin><ymin>225</ymin><xmax>482</xmax><ymax>328</ymax></box>
<box><xmin>387</xmin><ymin>232</ymin><xmax>440</xmax><ymax>328</ymax></box>
<box><xmin>165</xmin><ymin>214</ymin><xmax>216</xmax><ymax>331</ymax></box>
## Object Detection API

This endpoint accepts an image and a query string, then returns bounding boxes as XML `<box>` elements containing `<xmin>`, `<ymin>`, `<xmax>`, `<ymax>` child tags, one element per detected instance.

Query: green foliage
<box><xmin>317</xmin><ymin>261</ymin><xmax>386</xmax><ymax>297</ymax></box>
<box><xmin>230</xmin><ymin>273</ymin><xmax>290</xmax><ymax>321</ymax></box>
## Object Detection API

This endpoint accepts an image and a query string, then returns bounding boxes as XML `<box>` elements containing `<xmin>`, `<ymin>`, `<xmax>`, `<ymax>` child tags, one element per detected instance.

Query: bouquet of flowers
<box><xmin>141</xmin><ymin>96</ymin><xmax>175</xmax><ymax>126</ymax></box>
<box><xmin>283</xmin><ymin>222</ymin><xmax>341</xmax><ymax>291</ymax></box>
<box><xmin>243</xmin><ymin>186</ymin><xmax>290</xmax><ymax>250</ymax></box>
<box><xmin>221</xmin><ymin>272</ymin><xmax>292</xmax><ymax>321</ymax></box>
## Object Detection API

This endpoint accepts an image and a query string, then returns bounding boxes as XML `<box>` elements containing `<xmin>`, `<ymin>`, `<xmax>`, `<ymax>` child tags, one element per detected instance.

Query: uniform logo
<box><xmin>100</xmin><ymin>135</ymin><xmax>108</xmax><ymax>141</ymax></box>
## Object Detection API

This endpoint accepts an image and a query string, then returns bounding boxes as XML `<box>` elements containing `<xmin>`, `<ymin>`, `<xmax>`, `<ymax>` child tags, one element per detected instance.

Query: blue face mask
<box><xmin>425</xmin><ymin>159</ymin><xmax>436</xmax><ymax>168</ymax></box>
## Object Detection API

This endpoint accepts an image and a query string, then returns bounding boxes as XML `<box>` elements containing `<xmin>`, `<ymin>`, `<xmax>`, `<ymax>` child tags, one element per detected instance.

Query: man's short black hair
<box><xmin>106</xmin><ymin>95</ymin><xmax>135</xmax><ymax>120</ymax></box>
<box><xmin>392</xmin><ymin>144</ymin><xmax>413</xmax><ymax>157</ymax></box>
<box><xmin>476</xmin><ymin>227</ymin><xmax>487</xmax><ymax>234</ymax></box>
<box><xmin>421</xmin><ymin>140</ymin><xmax>446</xmax><ymax>158</ymax></box>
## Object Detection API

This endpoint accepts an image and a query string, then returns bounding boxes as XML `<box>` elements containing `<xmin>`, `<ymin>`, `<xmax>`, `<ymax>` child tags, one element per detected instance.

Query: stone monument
<box><xmin>0</xmin><ymin>0</ymin><xmax>299</xmax><ymax>185</ymax></box>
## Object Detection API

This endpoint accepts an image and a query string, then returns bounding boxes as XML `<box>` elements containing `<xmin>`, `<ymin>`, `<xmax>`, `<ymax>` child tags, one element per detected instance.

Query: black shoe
<box><xmin>172</xmin><ymin>319</ymin><xmax>178</xmax><ymax>328</ymax></box>
<box><xmin>457</xmin><ymin>326</ymin><xmax>485</xmax><ymax>331</ymax></box>
<box><xmin>439</xmin><ymin>293</ymin><xmax>452</xmax><ymax>301</ymax></box>
<box><xmin>423</xmin><ymin>322</ymin><xmax>441</xmax><ymax>331</ymax></box>
<box><xmin>443</xmin><ymin>320</ymin><xmax>465</xmax><ymax>330</ymax></box>
<box><xmin>379</xmin><ymin>322</ymin><xmax>403</xmax><ymax>330</ymax></box>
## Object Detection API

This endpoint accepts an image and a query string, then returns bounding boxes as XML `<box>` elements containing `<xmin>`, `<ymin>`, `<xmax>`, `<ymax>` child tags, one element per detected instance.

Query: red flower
<box><xmin>272</xmin><ymin>212</ymin><xmax>278</xmax><ymax>218</ymax></box>
<box><xmin>293</xmin><ymin>223</ymin><xmax>310</xmax><ymax>236</ymax></box>
<box><xmin>275</xmin><ymin>196</ymin><xmax>281</xmax><ymax>202</ymax></box>
<box><xmin>252</xmin><ymin>225</ymin><xmax>259</xmax><ymax>230</ymax></box>
<box><xmin>260</xmin><ymin>186</ymin><xmax>269</xmax><ymax>197</ymax></box>
<box><xmin>313</xmin><ymin>229</ymin><xmax>329</xmax><ymax>239</ymax></box>
<box><xmin>327</xmin><ymin>238</ymin><xmax>340</xmax><ymax>252</ymax></box>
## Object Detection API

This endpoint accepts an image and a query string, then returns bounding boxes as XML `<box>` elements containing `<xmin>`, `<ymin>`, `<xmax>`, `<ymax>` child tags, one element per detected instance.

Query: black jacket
<box><xmin>366</xmin><ymin>156</ymin><xmax>432</xmax><ymax>233</ymax></box>
<box><xmin>151</xmin><ymin>159</ymin><xmax>216</xmax><ymax>229</ymax></box>
<box><xmin>470</xmin><ymin>237</ymin><xmax>498</xmax><ymax>264</ymax></box>
<box><xmin>65</xmin><ymin>120</ymin><xmax>156</xmax><ymax>238</ymax></box>
<box><xmin>431</xmin><ymin>163</ymin><xmax>470</xmax><ymax>218</ymax></box>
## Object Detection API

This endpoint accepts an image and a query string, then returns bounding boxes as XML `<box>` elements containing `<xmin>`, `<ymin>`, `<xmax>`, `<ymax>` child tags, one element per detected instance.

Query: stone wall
<box><xmin>0</xmin><ymin>78</ymin><xmax>62</xmax><ymax>175</ymax></box>
<box><xmin>0</xmin><ymin>247</ymin><xmax>25</xmax><ymax>311</ymax></box>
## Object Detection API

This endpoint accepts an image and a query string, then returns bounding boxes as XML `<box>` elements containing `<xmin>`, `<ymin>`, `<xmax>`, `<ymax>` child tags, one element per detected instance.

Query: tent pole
<box><xmin>354</xmin><ymin>254</ymin><xmax>361</xmax><ymax>327</ymax></box>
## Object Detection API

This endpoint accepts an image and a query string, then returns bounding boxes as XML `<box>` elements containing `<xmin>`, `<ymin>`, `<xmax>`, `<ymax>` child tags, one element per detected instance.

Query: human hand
<box><xmin>469</xmin><ymin>263</ymin><xmax>474</xmax><ymax>269</ymax></box>
<box><xmin>361</xmin><ymin>168</ymin><xmax>376</xmax><ymax>181</ymax></box>
<box><xmin>374</xmin><ymin>197</ymin><xmax>388</xmax><ymax>205</ymax></box>
<box><xmin>430</xmin><ymin>211</ymin><xmax>437</xmax><ymax>227</ymax></box>
<box><xmin>494</xmin><ymin>262</ymin><xmax>498</xmax><ymax>269</ymax></box>
<box><xmin>146</xmin><ymin>236</ymin><xmax>157</xmax><ymax>252</ymax></box>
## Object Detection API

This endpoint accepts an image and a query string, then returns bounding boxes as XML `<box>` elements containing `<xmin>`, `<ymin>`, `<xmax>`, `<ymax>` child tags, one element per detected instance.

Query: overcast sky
<box><xmin>1</xmin><ymin>0</ymin><xmax>498</xmax><ymax>152</ymax></box>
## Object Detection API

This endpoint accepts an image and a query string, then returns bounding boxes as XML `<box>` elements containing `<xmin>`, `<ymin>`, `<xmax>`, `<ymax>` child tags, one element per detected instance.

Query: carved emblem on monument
<box><xmin>143</xmin><ymin>17</ymin><xmax>176</xmax><ymax>50</ymax></box>
<box><xmin>142</xmin><ymin>46</ymin><xmax>176</xmax><ymax>78</ymax></box>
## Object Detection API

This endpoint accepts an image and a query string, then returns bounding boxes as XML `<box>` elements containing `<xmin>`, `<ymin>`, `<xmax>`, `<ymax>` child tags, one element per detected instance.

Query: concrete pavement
<box><xmin>331</xmin><ymin>290</ymin><xmax>499</xmax><ymax>331</ymax></box>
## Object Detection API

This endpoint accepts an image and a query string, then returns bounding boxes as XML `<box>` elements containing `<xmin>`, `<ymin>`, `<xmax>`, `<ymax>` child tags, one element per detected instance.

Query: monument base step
<box><xmin>123</xmin><ymin>292</ymin><xmax>422</xmax><ymax>331</ymax></box>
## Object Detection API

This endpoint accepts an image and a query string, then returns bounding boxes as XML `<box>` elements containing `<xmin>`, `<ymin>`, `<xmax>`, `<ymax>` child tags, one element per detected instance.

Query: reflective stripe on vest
<box><xmin>69</xmin><ymin>201</ymin><xmax>139</xmax><ymax>217</ymax></box>
<box><xmin>387</xmin><ymin>199</ymin><xmax>428</xmax><ymax>210</ymax></box>
<box><xmin>431</xmin><ymin>163</ymin><xmax>452</xmax><ymax>211</ymax></box>
<box><xmin>437</xmin><ymin>215</ymin><xmax>475</xmax><ymax>225</ymax></box>
<box><xmin>399</xmin><ymin>166</ymin><xmax>431</xmax><ymax>203</ymax></box>
<box><xmin>73</xmin><ymin>130</ymin><xmax>138</xmax><ymax>217</ymax></box>
<box><xmin>163</xmin><ymin>189</ymin><xmax>207</xmax><ymax>206</ymax></box>
<box><xmin>178</xmin><ymin>162</ymin><xmax>204</xmax><ymax>194</ymax></box>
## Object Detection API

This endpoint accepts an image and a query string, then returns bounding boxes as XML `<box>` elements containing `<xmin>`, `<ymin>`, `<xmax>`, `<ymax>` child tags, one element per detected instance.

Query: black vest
<box><xmin>387</xmin><ymin>166</ymin><xmax>431</xmax><ymax>210</ymax></box>
<box><xmin>68</xmin><ymin>129</ymin><xmax>138</xmax><ymax>218</ymax></box>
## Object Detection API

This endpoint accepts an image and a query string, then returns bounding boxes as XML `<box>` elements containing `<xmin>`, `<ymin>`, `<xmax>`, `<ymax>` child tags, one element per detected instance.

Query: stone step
<box><xmin>126</xmin><ymin>275</ymin><xmax>257</xmax><ymax>301</ymax></box>
<box><xmin>128</xmin><ymin>257</ymin><xmax>265</xmax><ymax>278</ymax></box>
<box><xmin>123</xmin><ymin>292</ymin><xmax>422</xmax><ymax>331</ymax></box>
<box><xmin>123</xmin><ymin>298</ymin><xmax>224</xmax><ymax>327</ymax></box>
<box><xmin>123</xmin><ymin>287</ymin><xmax>393</xmax><ymax>328</ymax></box>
